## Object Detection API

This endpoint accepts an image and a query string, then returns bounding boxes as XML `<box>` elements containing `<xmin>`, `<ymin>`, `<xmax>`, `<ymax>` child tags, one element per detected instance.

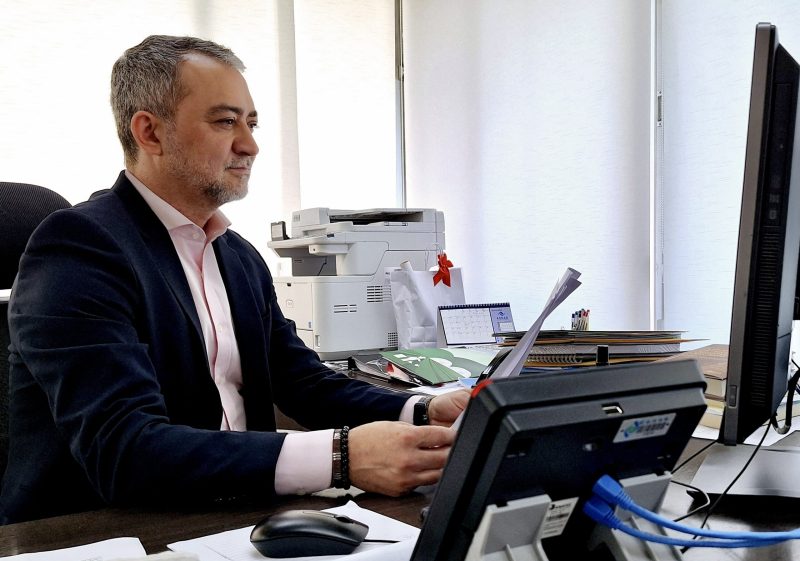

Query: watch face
<box><xmin>414</xmin><ymin>398</ymin><xmax>431</xmax><ymax>425</ymax></box>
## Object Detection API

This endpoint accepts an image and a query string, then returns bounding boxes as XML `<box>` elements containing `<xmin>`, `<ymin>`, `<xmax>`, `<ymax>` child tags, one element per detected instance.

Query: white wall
<box><xmin>402</xmin><ymin>0</ymin><xmax>653</xmax><ymax>330</ymax></box>
<box><xmin>661</xmin><ymin>2</ymin><xmax>800</xmax><ymax>345</ymax></box>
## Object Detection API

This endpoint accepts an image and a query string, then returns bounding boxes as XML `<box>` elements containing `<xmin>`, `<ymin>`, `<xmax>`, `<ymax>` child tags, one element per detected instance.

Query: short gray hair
<box><xmin>111</xmin><ymin>35</ymin><xmax>245</xmax><ymax>166</ymax></box>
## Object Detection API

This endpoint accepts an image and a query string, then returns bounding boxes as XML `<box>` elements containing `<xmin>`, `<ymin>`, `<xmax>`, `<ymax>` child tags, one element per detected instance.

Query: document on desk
<box><xmin>450</xmin><ymin>268</ymin><xmax>582</xmax><ymax>430</ymax></box>
<box><xmin>167</xmin><ymin>501</ymin><xmax>419</xmax><ymax>561</ymax></box>
<box><xmin>488</xmin><ymin>268</ymin><xmax>581</xmax><ymax>380</ymax></box>
<box><xmin>0</xmin><ymin>537</ymin><xmax>146</xmax><ymax>561</ymax></box>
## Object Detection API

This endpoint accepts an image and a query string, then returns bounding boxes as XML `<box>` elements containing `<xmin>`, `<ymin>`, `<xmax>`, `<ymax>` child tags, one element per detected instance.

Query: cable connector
<box><xmin>583</xmin><ymin>496</ymin><xmax>622</xmax><ymax>529</ymax></box>
<box><xmin>592</xmin><ymin>474</ymin><xmax>634</xmax><ymax>510</ymax></box>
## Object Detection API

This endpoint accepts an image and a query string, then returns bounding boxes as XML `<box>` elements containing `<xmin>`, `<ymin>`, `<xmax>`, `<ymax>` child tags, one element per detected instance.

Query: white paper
<box><xmin>168</xmin><ymin>501</ymin><xmax>418</xmax><ymax>561</ymax></box>
<box><xmin>450</xmin><ymin>268</ymin><xmax>582</xmax><ymax>430</ymax></box>
<box><xmin>690</xmin><ymin>424</ymin><xmax>721</xmax><ymax>441</ymax></box>
<box><xmin>0</xmin><ymin>538</ymin><xmax>146</xmax><ymax>561</ymax></box>
<box><xmin>488</xmin><ymin>268</ymin><xmax>582</xmax><ymax>381</ymax></box>
<box><xmin>412</xmin><ymin>379</ymin><xmax>473</xmax><ymax>396</ymax></box>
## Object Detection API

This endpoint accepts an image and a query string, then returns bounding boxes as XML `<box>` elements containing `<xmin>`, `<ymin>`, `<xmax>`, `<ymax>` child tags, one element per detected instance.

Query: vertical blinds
<box><xmin>660</xmin><ymin>1</ymin><xmax>800</xmax><ymax>345</ymax></box>
<box><xmin>402</xmin><ymin>0</ymin><xmax>652</xmax><ymax>330</ymax></box>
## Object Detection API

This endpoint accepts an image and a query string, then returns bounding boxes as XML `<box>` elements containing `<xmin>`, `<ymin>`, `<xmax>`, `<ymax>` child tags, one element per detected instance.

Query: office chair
<box><xmin>0</xmin><ymin>182</ymin><xmax>71</xmax><ymax>482</ymax></box>
<box><xmin>0</xmin><ymin>182</ymin><xmax>71</xmax><ymax>288</ymax></box>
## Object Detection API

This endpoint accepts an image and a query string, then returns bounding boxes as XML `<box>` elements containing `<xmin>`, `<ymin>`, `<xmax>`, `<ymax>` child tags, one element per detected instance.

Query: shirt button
<box><xmin>192</xmin><ymin>232</ymin><xmax>201</xmax><ymax>240</ymax></box>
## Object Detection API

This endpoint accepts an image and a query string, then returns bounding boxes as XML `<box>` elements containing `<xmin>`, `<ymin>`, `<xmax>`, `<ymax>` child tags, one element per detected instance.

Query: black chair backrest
<box><xmin>0</xmin><ymin>182</ymin><xmax>71</xmax><ymax>482</ymax></box>
<box><xmin>0</xmin><ymin>300</ymin><xmax>9</xmax><ymax>483</ymax></box>
<box><xmin>0</xmin><ymin>182</ymin><xmax>71</xmax><ymax>289</ymax></box>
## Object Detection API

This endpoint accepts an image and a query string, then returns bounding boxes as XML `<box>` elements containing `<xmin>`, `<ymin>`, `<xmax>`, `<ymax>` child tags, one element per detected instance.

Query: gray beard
<box><xmin>202</xmin><ymin>180</ymin><xmax>248</xmax><ymax>206</ymax></box>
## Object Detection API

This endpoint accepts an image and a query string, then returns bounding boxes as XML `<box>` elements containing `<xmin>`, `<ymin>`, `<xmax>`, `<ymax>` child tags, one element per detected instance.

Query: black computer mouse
<box><xmin>250</xmin><ymin>509</ymin><xmax>369</xmax><ymax>558</ymax></box>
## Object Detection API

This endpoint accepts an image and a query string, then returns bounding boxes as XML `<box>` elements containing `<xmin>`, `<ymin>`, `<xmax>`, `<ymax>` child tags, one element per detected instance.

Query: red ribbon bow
<box><xmin>433</xmin><ymin>252</ymin><xmax>454</xmax><ymax>287</ymax></box>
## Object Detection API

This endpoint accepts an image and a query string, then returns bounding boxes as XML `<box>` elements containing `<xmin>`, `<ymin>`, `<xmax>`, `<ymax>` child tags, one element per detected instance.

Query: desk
<box><xmin>1</xmin><ymin>439</ymin><xmax>799</xmax><ymax>560</ymax></box>
<box><xmin>0</xmin><ymin>492</ymin><xmax>428</xmax><ymax>556</ymax></box>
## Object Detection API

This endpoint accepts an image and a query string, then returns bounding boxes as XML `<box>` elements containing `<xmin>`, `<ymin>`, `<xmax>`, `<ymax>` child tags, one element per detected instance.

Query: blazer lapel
<box><xmin>112</xmin><ymin>174</ymin><xmax>204</xmax><ymax>341</ymax></box>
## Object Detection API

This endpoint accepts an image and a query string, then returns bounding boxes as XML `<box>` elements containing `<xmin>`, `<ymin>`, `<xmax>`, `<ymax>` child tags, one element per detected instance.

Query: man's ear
<box><xmin>130</xmin><ymin>111</ymin><xmax>165</xmax><ymax>157</ymax></box>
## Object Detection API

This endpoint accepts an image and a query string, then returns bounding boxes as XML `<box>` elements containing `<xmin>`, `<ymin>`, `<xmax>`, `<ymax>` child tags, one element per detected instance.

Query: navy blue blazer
<box><xmin>0</xmin><ymin>172</ymin><xmax>410</xmax><ymax>523</ymax></box>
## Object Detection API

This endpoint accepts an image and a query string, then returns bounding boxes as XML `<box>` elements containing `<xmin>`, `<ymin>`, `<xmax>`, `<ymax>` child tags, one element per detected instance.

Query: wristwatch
<box><xmin>413</xmin><ymin>396</ymin><xmax>435</xmax><ymax>426</ymax></box>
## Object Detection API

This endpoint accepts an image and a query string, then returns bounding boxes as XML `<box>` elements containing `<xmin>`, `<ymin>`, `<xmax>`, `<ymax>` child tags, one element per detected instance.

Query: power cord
<box><xmin>668</xmin><ymin>480</ymin><xmax>710</xmax><ymax>523</ymax></box>
<box><xmin>671</xmin><ymin>439</ymin><xmax>715</xmax><ymax>475</ymax></box>
<box><xmin>675</xmin><ymin>360</ymin><xmax>800</xmax><ymax>533</ymax></box>
<box><xmin>772</xmin><ymin>360</ymin><xmax>800</xmax><ymax>434</ymax></box>
<box><xmin>694</xmin><ymin>421</ymin><xmax>770</xmax><ymax>534</ymax></box>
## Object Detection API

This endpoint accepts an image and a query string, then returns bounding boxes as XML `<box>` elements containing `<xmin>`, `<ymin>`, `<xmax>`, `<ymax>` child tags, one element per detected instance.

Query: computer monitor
<box><xmin>410</xmin><ymin>361</ymin><xmax>706</xmax><ymax>561</ymax></box>
<box><xmin>720</xmin><ymin>22</ymin><xmax>800</xmax><ymax>446</ymax></box>
<box><xmin>690</xmin><ymin>23</ymin><xmax>800</xmax><ymax>500</ymax></box>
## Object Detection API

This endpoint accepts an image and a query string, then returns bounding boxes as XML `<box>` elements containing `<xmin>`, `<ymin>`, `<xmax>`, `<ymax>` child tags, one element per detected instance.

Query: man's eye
<box><xmin>248</xmin><ymin>122</ymin><xmax>259</xmax><ymax>131</ymax></box>
<box><xmin>218</xmin><ymin>118</ymin><xmax>236</xmax><ymax>126</ymax></box>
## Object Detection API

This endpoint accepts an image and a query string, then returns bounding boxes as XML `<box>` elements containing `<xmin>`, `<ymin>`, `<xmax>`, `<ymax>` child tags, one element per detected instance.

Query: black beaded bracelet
<box><xmin>332</xmin><ymin>426</ymin><xmax>351</xmax><ymax>489</ymax></box>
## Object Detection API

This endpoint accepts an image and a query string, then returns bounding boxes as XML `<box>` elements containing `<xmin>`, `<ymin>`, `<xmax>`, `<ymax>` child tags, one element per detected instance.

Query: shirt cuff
<box><xmin>275</xmin><ymin>396</ymin><xmax>423</xmax><ymax>495</ymax></box>
<box><xmin>400</xmin><ymin>394</ymin><xmax>426</xmax><ymax>424</ymax></box>
<box><xmin>274</xmin><ymin>429</ymin><xmax>334</xmax><ymax>495</ymax></box>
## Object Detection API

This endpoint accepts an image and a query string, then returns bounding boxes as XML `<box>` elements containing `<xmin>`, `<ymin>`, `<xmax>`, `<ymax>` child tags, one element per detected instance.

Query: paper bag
<box><xmin>390</xmin><ymin>261</ymin><xmax>465</xmax><ymax>349</ymax></box>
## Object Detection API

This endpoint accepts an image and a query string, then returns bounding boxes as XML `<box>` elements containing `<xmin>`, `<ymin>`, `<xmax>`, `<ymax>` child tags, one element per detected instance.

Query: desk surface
<box><xmin>0</xmin><ymin>491</ymin><xmax>428</xmax><ymax>556</ymax></box>
<box><xmin>1</xmin><ymin>438</ymin><xmax>800</xmax><ymax>560</ymax></box>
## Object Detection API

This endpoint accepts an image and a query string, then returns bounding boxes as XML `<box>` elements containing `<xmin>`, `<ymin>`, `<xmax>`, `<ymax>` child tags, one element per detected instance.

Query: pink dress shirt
<box><xmin>126</xmin><ymin>171</ymin><xmax>419</xmax><ymax>495</ymax></box>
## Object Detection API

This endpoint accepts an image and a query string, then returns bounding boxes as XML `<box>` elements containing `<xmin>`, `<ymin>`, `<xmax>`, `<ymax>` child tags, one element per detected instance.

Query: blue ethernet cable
<box><xmin>583</xmin><ymin>497</ymin><xmax>780</xmax><ymax>548</ymax></box>
<box><xmin>591</xmin><ymin>475</ymin><xmax>800</xmax><ymax>542</ymax></box>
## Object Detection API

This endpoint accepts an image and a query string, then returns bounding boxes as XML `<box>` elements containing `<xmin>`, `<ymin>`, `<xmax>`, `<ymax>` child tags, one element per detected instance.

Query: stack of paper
<box><xmin>494</xmin><ymin>329</ymin><xmax>697</xmax><ymax>367</ymax></box>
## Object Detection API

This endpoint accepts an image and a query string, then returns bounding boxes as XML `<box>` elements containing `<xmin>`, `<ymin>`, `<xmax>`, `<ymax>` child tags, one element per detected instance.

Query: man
<box><xmin>0</xmin><ymin>35</ymin><xmax>468</xmax><ymax>524</ymax></box>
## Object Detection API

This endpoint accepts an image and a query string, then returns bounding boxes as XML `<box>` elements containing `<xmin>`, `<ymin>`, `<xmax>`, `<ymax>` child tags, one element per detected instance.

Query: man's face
<box><xmin>162</xmin><ymin>53</ymin><xmax>259</xmax><ymax>207</ymax></box>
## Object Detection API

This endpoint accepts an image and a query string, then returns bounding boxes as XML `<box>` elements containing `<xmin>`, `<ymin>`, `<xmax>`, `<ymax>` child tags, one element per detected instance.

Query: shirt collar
<box><xmin>125</xmin><ymin>170</ymin><xmax>231</xmax><ymax>242</ymax></box>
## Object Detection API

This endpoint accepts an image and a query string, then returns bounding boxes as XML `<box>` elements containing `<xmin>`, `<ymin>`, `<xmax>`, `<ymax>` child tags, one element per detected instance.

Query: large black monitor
<box><xmin>411</xmin><ymin>361</ymin><xmax>706</xmax><ymax>561</ymax></box>
<box><xmin>720</xmin><ymin>22</ymin><xmax>800</xmax><ymax>446</ymax></box>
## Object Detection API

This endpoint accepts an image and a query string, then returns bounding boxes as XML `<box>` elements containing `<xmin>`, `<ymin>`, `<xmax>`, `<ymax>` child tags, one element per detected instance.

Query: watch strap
<box><xmin>413</xmin><ymin>396</ymin><xmax>435</xmax><ymax>426</ymax></box>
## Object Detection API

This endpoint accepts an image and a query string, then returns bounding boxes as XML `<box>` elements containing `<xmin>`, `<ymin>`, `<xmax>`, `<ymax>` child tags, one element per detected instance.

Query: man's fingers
<box><xmin>411</xmin><ymin>469</ymin><xmax>444</xmax><ymax>489</ymax></box>
<box><xmin>405</xmin><ymin>446</ymin><xmax>451</xmax><ymax>472</ymax></box>
<box><xmin>414</xmin><ymin>425</ymin><xmax>456</xmax><ymax>448</ymax></box>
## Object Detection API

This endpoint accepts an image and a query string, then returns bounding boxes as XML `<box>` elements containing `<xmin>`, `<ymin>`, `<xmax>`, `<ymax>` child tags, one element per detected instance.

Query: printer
<box><xmin>268</xmin><ymin>207</ymin><xmax>445</xmax><ymax>360</ymax></box>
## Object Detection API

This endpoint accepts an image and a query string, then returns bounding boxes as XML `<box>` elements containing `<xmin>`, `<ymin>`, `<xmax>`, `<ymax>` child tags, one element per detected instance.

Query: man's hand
<box><xmin>428</xmin><ymin>389</ymin><xmax>470</xmax><ymax>427</ymax></box>
<box><xmin>348</xmin><ymin>421</ymin><xmax>455</xmax><ymax>496</ymax></box>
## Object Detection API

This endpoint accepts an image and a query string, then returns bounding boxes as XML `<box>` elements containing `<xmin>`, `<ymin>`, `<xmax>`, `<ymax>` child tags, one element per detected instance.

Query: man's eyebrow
<box><xmin>206</xmin><ymin>105</ymin><xmax>258</xmax><ymax>119</ymax></box>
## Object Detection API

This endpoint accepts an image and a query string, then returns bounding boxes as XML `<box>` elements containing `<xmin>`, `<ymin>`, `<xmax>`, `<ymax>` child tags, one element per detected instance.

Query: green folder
<box><xmin>380</xmin><ymin>347</ymin><xmax>498</xmax><ymax>385</ymax></box>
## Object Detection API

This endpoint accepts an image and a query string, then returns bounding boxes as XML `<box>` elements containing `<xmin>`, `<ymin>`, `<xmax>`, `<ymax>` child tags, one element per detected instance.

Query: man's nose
<box><xmin>234</xmin><ymin>124</ymin><xmax>259</xmax><ymax>156</ymax></box>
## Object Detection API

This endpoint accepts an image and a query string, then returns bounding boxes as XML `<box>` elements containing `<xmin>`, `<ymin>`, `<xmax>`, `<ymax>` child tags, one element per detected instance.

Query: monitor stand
<box><xmin>464</xmin><ymin>472</ymin><xmax>681</xmax><ymax>561</ymax></box>
<box><xmin>692</xmin><ymin>443</ymin><xmax>800</xmax><ymax>497</ymax></box>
